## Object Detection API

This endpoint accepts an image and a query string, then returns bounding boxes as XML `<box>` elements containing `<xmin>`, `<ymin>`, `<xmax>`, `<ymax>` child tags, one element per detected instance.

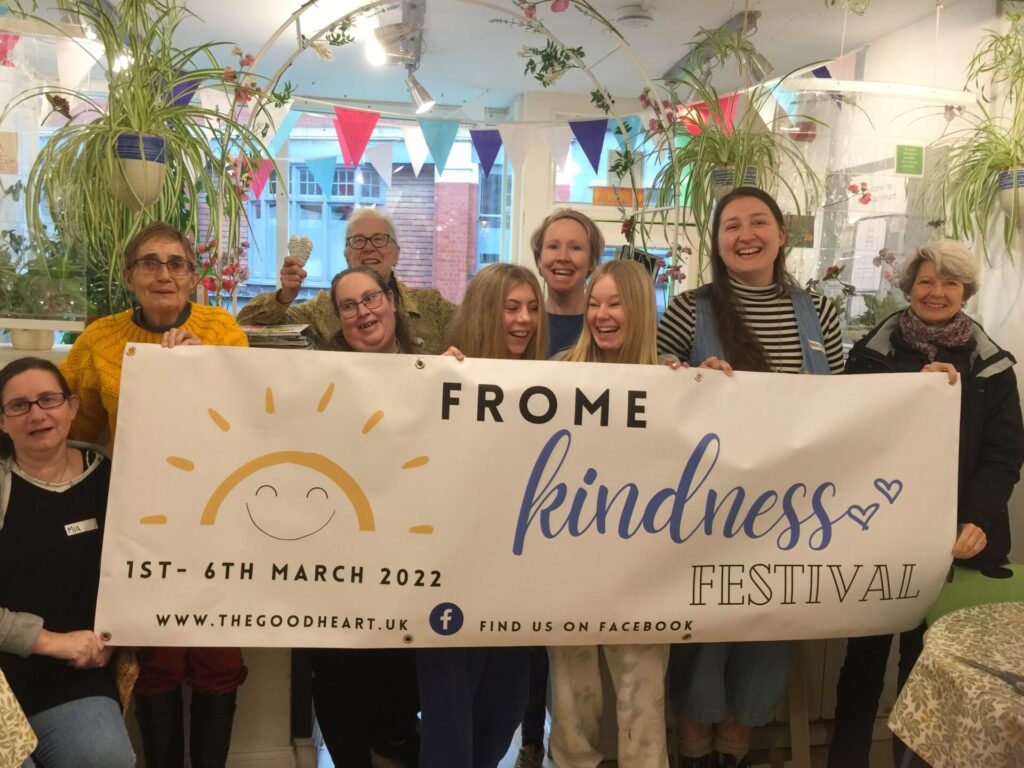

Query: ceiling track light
<box><xmin>366</xmin><ymin>22</ymin><xmax>420</xmax><ymax>66</ymax></box>
<box><xmin>406</xmin><ymin>68</ymin><xmax>435</xmax><ymax>114</ymax></box>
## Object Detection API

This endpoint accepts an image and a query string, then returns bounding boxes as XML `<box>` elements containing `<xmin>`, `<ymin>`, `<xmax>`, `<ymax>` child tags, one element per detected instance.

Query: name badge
<box><xmin>809</xmin><ymin>340</ymin><xmax>826</xmax><ymax>353</ymax></box>
<box><xmin>65</xmin><ymin>518</ymin><xmax>98</xmax><ymax>536</ymax></box>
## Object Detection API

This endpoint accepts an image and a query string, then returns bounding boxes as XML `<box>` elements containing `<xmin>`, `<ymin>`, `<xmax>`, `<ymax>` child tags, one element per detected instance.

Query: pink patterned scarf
<box><xmin>899</xmin><ymin>308</ymin><xmax>973</xmax><ymax>361</ymax></box>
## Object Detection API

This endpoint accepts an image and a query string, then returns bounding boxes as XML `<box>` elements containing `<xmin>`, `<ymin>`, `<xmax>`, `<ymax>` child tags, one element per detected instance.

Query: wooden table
<box><xmin>889</xmin><ymin>602</ymin><xmax>1024</xmax><ymax>767</ymax></box>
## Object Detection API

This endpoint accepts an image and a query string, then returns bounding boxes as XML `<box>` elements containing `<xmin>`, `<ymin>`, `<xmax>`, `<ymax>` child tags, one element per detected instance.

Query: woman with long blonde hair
<box><xmin>444</xmin><ymin>263</ymin><xmax>548</xmax><ymax>361</ymax></box>
<box><xmin>418</xmin><ymin>262</ymin><xmax>546</xmax><ymax>768</ymax></box>
<box><xmin>550</xmin><ymin>258</ymin><xmax>670</xmax><ymax>768</ymax></box>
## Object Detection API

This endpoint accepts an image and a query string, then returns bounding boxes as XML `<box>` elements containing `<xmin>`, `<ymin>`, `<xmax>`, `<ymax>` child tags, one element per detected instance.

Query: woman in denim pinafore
<box><xmin>656</xmin><ymin>187</ymin><xmax>844</xmax><ymax>768</ymax></box>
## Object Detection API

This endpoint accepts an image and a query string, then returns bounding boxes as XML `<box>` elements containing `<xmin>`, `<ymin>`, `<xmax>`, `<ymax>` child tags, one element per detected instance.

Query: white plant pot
<box><xmin>111</xmin><ymin>134</ymin><xmax>167</xmax><ymax>211</ymax></box>
<box><xmin>711</xmin><ymin>165</ymin><xmax>758</xmax><ymax>202</ymax></box>
<box><xmin>9</xmin><ymin>328</ymin><xmax>55</xmax><ymax>350</ymax></box>
<box><xmin>997</xmin><ymin>168</ymin><xmax>1024</xmax><ymax>228</ymax></box>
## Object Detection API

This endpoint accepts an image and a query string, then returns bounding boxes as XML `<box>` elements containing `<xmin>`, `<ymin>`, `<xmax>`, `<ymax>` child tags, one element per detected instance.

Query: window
<box><xmin>241</xmin><ymin>119</ymin><xmax>514</xmax><ymax>305</ymax></box>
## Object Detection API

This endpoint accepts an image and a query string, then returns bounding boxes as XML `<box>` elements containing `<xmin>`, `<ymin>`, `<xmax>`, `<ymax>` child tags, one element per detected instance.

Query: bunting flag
<box><xmin>199</xmin><ymin>87</ymin><xmax>233</xmax><ymax>117</ymax></box>
<box><xmin>469</xmin><ymin>129</ymin><xmax>502</xmax><ymax>177</ymax></box>
<box><xmin>0</xmin><ymin>32</ymin><xmax>20</xmax><ymax>68</ymax></box>
<box><xmin>681</xmin><ymin>94</ymin><xmax>740</xmax><ymax>136</ymax></box>
<box><xmin>248</xmin><ymin>158</ymin><xmax>275</xmax><ymax>202</ymax></box>
<box><xmin>333</xmin><ymin>106</ymin><xmax>379</xmax><ymax>168</ymax></box>
<box><xmin>770</xmin><ymin>82</ymin><xmax>802</xmax><ymax>125</ymax></box>
<box><xmin>332</xmin><ymin>117</ymin><xmax>351</xmax><ymax>164</ymax></box>
<box><xmin>568</xmin><ymin>118</ymin><xmax>608</xmax><ymax>174</ymax></box>
<box><xmin>402</xmin><ymin>124</ymin><xmax>430</xmax><ymax>177</ymax></box>
<box><xmin>539</xmin><ymin>125</ymin><xmax>573</xmax><ymax>172</ymax></box>
<box><xmin>458</xmin><ymin>91</ymin><xmax>488</xmax><ymax>123</ymax></box>
<box><xmin>250</xmin><ymin>99</ymin><xmax>291</xmax><ymax>147</ymax></box>
<box><xmin>305</xmin><ymin>155</ymin><xmax>339</xmax><ymax>199</ymax></box>
<box><xmin>418</xmin><ymin>119</ymin><xmax>460</xmax><ymax>176</ymax></box>
<box><xmin>170</xmin><ymin>73</ymin><xmax>200</xmax><ymax>107</ymax></box>
<box><xmin>56</xmin><ymin>38</ymin><xmax>99</xmax><ymax>90</ymax></box>
<box><xmin>266</xmin><ymin>108</ymin><xmax>301</xmax><ymax>158</ymax></box>
<box><xmin>364</xmin><ymin>143</ymin><xmax>394</xmax><ymax>188</ymax></box>
<box><xmin>497</xmin><ymin>123</ymin><xmax>531</xmax><ymax>174</ymax></box>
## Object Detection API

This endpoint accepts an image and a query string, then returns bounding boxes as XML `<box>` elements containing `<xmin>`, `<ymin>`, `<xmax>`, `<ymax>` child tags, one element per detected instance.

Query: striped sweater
<box><xmin>656</xmin><ymin>282</ymin><xmax>845</xmax><ymax>374</ymax></box>
<box><xmin>60</xmin><ymin>304</ymin><xmax>248</xmax><ymax>446</ymax></box>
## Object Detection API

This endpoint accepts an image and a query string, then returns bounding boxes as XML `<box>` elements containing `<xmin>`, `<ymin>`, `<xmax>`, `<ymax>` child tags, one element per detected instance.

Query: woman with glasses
<box><xmin>238</xmin><ymin>206</ymin><xmax>456</xmax><ymax>352</ymax></box>
<box><xmin>303</xmin><ymin>265</ymin><xmax>421</xmax><ymax>768</ymax></box>
<box><xmin>0</xmin><ymin>356</ymin><xmax>134</xmax><ymax>767</ymax></box>
<box><xmin>60</xmin><ymin>221</ymin><xmax>249</xmax><ymax>768</ymax></box>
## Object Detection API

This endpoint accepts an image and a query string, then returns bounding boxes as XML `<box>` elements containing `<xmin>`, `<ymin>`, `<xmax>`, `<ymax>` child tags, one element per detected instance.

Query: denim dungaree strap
<box><xmin>689</xmin><ymin>287</ymin><xmax>831</xmax><ymax>375</ymax></box>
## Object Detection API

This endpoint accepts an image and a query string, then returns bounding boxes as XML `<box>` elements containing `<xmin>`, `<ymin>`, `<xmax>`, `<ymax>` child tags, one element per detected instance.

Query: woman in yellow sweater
<box><xmin>60</xmin><ymin>222</ymin><xmax>248</xmax><ymax>768</ymax></box>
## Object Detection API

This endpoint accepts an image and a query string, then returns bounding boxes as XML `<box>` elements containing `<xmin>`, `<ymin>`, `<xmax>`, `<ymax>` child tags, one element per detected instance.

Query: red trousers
<box><xmin>134</xmin><ymin>647</ymin><xmax>247</xmax><ymax>696</ymax></box>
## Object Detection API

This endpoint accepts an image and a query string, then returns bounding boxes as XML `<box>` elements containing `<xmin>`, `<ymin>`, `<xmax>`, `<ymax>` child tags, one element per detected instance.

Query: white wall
<box><xmin>856</xmin><ymin>0</ymin><xmax>1024</xmax><ymax>563</ymax></box>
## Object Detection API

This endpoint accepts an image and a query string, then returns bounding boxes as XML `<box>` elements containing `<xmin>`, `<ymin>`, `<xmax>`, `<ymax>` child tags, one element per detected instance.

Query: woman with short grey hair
<box><xmin>898</xmin><ymin>238</ymin><xmax>979</xmax><ymax>299</ymax></box>
<box><xmin>829</xmin><ymin>239</ymin><xmax>1024</xmax><ymax>768</ymax></box>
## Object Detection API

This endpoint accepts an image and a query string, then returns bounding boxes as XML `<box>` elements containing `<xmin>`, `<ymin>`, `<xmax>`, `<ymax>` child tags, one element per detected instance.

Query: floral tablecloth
<box><xmin>889</xmin><ymin>602</ymin><xmax>1024</xmax><ymax>767</ymax></box>
<box><xmin>0</xmin><ymin>668</ymin><xmax>36</xmax><ymax>768</ymax></box>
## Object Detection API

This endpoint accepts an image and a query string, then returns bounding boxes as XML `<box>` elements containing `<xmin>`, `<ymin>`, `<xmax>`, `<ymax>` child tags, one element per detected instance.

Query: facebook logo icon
<box><xmin>428</xmin><ymin>602</ymin><xmax>464</xmax><ymax>635</ymax></box>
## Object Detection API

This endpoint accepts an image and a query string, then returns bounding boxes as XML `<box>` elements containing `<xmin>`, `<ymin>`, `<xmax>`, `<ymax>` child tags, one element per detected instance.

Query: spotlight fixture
<box><xmin>747</xmin><ymin>50</ymin><xmax>774</xmax><ymax>83</ymax></box>
<box><xmin>365</xmin><ymin>22</ymin><xmax>418</xmax><ymax>66</ymax></box>
<box><xmin>406</xmin><ymin>69</ymin><xmax>435</xmax><ymax>114</ymax></box>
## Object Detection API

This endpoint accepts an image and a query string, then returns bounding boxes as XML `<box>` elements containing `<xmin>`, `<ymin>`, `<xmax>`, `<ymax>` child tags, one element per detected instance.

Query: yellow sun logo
<box><xmin>144</xmin><ymin>383</ymin><xmax>434</xmax><ymax>540</ymax></box>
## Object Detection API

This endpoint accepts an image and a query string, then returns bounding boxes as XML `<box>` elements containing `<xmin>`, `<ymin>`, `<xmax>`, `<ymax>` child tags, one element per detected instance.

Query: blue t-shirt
<box><xmin>548</xmin><ymin>313</ymin><xmax>584</xmax><ymax>357</ymax></box>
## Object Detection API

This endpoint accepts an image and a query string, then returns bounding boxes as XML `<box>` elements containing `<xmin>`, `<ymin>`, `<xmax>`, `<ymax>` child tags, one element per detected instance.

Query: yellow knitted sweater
<box><xmin>60</xmin><ymin>304</ymin><xmax>248</xmax><ymax>446</ymax></box>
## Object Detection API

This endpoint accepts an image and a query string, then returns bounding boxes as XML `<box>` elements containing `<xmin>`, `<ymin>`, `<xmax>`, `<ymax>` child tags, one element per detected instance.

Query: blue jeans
<box><xmin>23</xmin><ymin>696</ymin><xmax>134</xmax><ymax>768</ymax></box>
<box><xmin>669</xmin><ymin>641</ymin><xmax>792</xmax><ymax>727</ymax></box>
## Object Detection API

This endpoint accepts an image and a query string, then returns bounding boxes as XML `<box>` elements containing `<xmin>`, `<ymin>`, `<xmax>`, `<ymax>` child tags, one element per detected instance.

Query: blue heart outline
<box><xmin>874</xmin><ymin>478</ymin><xmax>903</xmax><ymax>504</ymax></box>
<box><xmin>846</xmin><ymin>502</ymin><xmax>881</xmax><ymax>531</ymax></box>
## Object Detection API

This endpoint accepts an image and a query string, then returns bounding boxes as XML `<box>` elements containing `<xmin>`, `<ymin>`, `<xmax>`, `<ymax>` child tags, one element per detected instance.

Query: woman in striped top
<box><xmin>657</xmin><ymin>187</ymin><xmax>843</xmax><ymax>768</ymax></box>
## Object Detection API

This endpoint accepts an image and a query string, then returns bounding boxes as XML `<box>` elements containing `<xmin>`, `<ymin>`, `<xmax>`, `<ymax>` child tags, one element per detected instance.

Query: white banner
<box><xmin>96</xmin><ymin>345</ymin><xmax>960</xmax><ymax>648</ymax></box>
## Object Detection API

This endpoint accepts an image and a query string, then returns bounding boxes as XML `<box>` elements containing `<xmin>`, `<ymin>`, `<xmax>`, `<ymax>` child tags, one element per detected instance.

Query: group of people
<box><xmin>0</xmin><ymin>187</ymin><xmax>1020</xmax><ymax>768</ymax></box>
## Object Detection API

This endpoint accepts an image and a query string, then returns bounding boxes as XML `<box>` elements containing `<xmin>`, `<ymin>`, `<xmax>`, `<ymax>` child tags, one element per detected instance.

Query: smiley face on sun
<box><xmin>147</xmin><ymin>383</ymin><xmax>434</xmax><ymax>540</ymax></box>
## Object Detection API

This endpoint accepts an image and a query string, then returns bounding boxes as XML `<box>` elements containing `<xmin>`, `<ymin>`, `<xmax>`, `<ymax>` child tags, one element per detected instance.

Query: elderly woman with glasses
<box><xmin>60</xmin><ymin>221</ymin><xmax>249</xmax><ymax>768</ymax></box>
<box><xmin>238</xmin><ymin>206</ymin><xmax>456</xmax><ymax>352</ymax></box>
<box><xmin>828</xmin><ymin>239</ymin><xmax>1024</xmax><ymax>768</ymax></box>
<box><xmin>0</xmin><ymin>357</ymin><xmax>135</xmax><ymax>767</ymax></box>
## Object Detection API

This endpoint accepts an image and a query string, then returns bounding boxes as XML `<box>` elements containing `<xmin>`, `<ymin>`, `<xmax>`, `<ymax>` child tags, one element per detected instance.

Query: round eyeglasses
<box><xmin>345</xmin><ymin>234</ymin><xmax>393</xmax><ymax>250</ymax></box>
<box><xmin>1</xmin><ymin>392</ymin><xmax>70</xmax><ymax>417</ymax></box>
<box><xmin>129</xmin><ymin>257</ymin><xmax>195</xmax><ymax>276</ymax></box>
<box><xmin>337</xmin><ymin>290</ymin><xmax>387</xmax><ymax>319</ymax></box>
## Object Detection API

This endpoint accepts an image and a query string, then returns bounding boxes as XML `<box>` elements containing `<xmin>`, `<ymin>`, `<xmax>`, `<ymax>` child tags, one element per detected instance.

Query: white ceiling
<box><xmin>174</xmin><ymin>0</ymin><xmax>964</xmax><ymax>115</ymax></box>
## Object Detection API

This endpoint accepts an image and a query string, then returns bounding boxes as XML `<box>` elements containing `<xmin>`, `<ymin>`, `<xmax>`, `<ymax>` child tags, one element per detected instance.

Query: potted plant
<box><xmin>644</xmin><ymin>25</ymin><xmax>822</xmax><ymax>278</ymax></box>
<box><xmin>0</xmin><ymin>227</ymin><xmax>86</xmax><ymax>348</ymax></box>
<box><xmin>1</xmin><ymin>0</ymin><xmax>285</xmax><ymax>315</ymax></box>
<box><xmin>935</xmin><ymin>10</ymin><xmax>1024</xmax><ymax>259</ymax></box>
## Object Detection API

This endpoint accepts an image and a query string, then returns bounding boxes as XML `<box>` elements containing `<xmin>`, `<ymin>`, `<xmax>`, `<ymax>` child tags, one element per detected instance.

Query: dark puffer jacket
<box><xmin>846</xmin><ymin>310</ymin><xmax>1024</xmax><ymax>567</ymax></box>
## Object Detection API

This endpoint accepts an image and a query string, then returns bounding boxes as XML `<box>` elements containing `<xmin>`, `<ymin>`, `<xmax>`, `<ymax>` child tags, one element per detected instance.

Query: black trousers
<box><xmin>827</xmin><ymin>624</ymin><xmax>926</xmax><ymax>768</ymax></box>
<box><xmin>521</xmin><ymin>646</ymin><xmax>549</xmax><ymax>748</ymax></box>
<box><xmin>310</xmin><ymin>648</ymin><xmax>419</xmax><ymax>768</ymax></box>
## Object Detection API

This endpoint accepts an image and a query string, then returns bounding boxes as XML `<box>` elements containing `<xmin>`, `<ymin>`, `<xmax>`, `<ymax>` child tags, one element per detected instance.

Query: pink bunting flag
<box><xmin>0</xmin><ymin>32</ymin><xmax>20</xmax><ymax>68</ymax></box>
<box><xmin>248</xmin><ymin>159</ymin><xmax>275</xmax><ymax>202</ymax></box>
<box><xmin>333</xmin><ymin>107</ymin><xmax>380</xmax><ymax>168</ymax></box>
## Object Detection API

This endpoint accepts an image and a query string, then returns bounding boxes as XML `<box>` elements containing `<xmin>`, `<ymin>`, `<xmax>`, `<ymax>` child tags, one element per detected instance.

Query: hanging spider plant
<box><xmin>647</xmin><ymin>65</ymin><xmax>822</xmax><ymax>278</ymax></box>
<box><xmin>935</xmin><ymin>11</ymin><xmax>1024</xmax><ymax>260</ymax></box>
<box><xmin>1</xmin><ymin>0</ymin><xmax>284</xmax><ymax>315</ymax></box>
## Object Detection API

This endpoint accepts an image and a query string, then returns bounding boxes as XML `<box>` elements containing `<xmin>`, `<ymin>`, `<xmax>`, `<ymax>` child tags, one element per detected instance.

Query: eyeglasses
<box><xmin>337</xmin><ymin>290</ymin><xmax>387</xmax><ymax>319</ymax></box>
<box><xmin>345</xmin><ymin>233</ymin><xmax>393</xmax><ymax>250</ymax></box>
<box><xmin>1</xmin><ymin>392</ymin><xmax>70</xmax><ymax>417</ymax></box>
<box><xmin>129</xmin><ymin>257</ymin><xmax>195</xmax><ymax>276</ymax></box>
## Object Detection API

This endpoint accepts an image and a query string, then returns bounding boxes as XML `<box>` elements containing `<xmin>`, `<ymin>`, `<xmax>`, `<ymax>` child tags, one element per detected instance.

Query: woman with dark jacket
<box><xmin>828</xmin><ymin>239</ymin><xmax>1024</xmax><ymax>768</ymax></box>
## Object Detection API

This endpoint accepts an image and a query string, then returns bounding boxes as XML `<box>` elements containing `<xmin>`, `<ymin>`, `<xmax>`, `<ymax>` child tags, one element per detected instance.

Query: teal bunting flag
<box><xmin>418</xmin><ymin>119</ymin><xmax>460</xmax><ymax>176</ymax></box>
